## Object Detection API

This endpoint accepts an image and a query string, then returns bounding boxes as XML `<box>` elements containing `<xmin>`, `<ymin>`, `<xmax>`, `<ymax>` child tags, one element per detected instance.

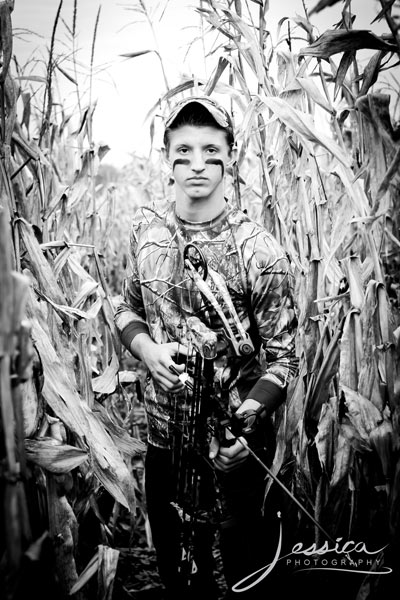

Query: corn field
<box><xmin>1</xmin><ymin>0</ymin><xmax>399</xmax><ymax>599</ymax></box>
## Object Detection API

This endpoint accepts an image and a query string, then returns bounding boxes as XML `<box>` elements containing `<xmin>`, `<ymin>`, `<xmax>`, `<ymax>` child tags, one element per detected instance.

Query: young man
<box><xmin>115</xmin><ymin>96</ymin><xmax>298</xmax><ymax>599</ymax></box>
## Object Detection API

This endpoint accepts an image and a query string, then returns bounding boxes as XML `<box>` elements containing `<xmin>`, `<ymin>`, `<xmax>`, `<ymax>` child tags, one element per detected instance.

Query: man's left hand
<box><xmin>208</xmin><ymin>398</ymin><xmax>263</xmax><ymax>472</ymax></box>
<box><xmin>209</xmin><ymin>431</ymin><xmax>249</xmax><ymax>472</ymax></box>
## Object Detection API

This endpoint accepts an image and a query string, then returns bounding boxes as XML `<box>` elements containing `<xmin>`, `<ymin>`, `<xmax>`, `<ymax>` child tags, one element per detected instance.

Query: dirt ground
<box><xmin>113</xmin><ymin>539</ymin><xmax>227</xmax><ymax>599</ymax></box>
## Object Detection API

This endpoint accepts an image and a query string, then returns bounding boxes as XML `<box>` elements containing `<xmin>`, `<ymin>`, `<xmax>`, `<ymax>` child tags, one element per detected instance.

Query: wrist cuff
<box><xmin>246</xmin><ymin>378</ymin><xmax>286</xmax><ymax>415</ymax></box>
<box><xmin>120</xmin><ymin>322</ymin><xmax>150</xmax><ymax>350</ymax></box>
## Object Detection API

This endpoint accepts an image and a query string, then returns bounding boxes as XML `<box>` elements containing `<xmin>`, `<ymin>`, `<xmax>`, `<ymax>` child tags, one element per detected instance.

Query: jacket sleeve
<box><xmin>243</xmin><ymin>228</ymin><xmax>298</xmax><ymax>415</ymax></box>
<box><xmin>114</xmin><ymin>223</ymin><xmax>150</xmax><ymax>350</ymax></box>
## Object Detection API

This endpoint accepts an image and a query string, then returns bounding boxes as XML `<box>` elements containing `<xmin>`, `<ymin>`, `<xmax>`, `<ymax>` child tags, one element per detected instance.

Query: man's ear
<box><xmin>162</xmin><ymin>147</ymin><xmax>171</xmax><ymax>167</ymax></box>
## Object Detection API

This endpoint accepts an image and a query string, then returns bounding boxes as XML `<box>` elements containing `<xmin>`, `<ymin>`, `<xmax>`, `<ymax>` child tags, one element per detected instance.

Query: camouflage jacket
<box><xmin>114</xmin><ymin>201</ymin><xmax>298</xmax><ymax>449</ymax></box>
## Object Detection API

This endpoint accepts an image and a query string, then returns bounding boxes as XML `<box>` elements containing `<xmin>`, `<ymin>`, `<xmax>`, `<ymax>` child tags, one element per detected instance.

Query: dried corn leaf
<box><xmin>341</xmin><ymin>384</ymin><xmax>383</xmax><ymax>446</ymax></box>
<box><xmin>315</xmin><ymin>399</ymin><xmax>335</xmax><ymax>475</ymax></box>
<box><xmin>262</xmin><ymin>96</ymin><xmax>351</xmax><ymax>167</ymax></box>
<box><xmin>204</xmin><ymin>56</ymin><xmax>229</xmax><ymax>95</ymax></box>
<box><xmin>0</xmin><ymin>209</ymin><xmax>14</xmax><ymax>354</ymax></box>
<box><xmin>67</xmin><ymin>253</ymin><xmax>98</xmax><ymax>283</ymax></box>
<box><xmin>371</xmin><ymin>0</ymin><xmax>398</xmax><ymax>23</ymax></box>
<box><xmin>355</xmin><ymin>93</ymin><xmax>399</xmax><ymax>145</ymax></box>
<box><xmin>69</xmin><ymin>550</ymin><xmax>99</xmax><ymax>595</ymax></box>
<box><xmin>24</xmin><ymin>531</ymin><xmax>49</xmax><ymax>561</ymax></box>
<box><xmin>369</xmin><ymin>410</ymin><xmax>393</xmax><ymax>482</ymax></box>
<box><xmin>21</xmin><ymin>377</ymin><xmax>41</xmax><ymax>437</ymax></box>
<box><xmin>309</xmin><ymin>0</ymin><xmax>342</xmax><ymax>15</ymax></box>
<box><xmin>341</xmin><ymin>256</ymin><xmax>364</xmax><ymax>310</ymax></box>
<box><xmin>205</xmin><ymin>3</ymin><xmax>268</xmax><ymax>85</ymax></box>
<box><xmin>376</xmin><ymin>282</ymin><xmax>396</xmax><ymax>409</ymax></box>
<box><xmin>30</xmin><ymin>317</ymin><xmax>136</xmax><ymax>510</ymax></box>
<box><xmin>359</xmin><ymin>50</ymin><xmax>385</xmax><ymax>97</ymax></box>
<box><xmin>292</xmin><ymin>14</ymin><xmax>314</xmax><ymax>38</ymax></box>
<box><xmin>92</xmin><ymin>350</ymin><xmax>120</xmax><ymax>394</ymax></box>
<box><xmin>264</xmin><ymin>404</ymin><xmax>287</xmax><ymax>501</ymax></box>
<box><xmin>42</xmin><ymin>187</ymin><xmax>69</xmax><ymax>220</ymax></box>
<box><xmin>334</xmin><ymin>50</ymin><xmax>355</xmax><ymax>100</ymax></box>
<box><xmin>18</xmin><ymin>219</ymin><xmax>67</xmax><ymax>306</ymax></box>
<box><xmin>389</xmin><ymin>459</ymin><xmax>400</xmax><ymax>537</ymax></box>
<box><xmin>330</xmin><ymin>425</ymin><xmax>353</xmax><ymax>486</ymax></box>
<box><xmin>296</xmin><ymin>76</ymin><xmax>334</xmax><ymax>114</ymax></box>
<box><xmin>305</xmin><ymin>315</ymin><xmax>344</xmax><ymax>424</ymax></box>
<box><xmin>47</xmin><ymin>475</ymin><xmax>79</xmax><ymax>594</ymax></box>
<box><xmin>374</xmin><ymin>145</ymin><xmax>400</xmax><ymax>206</ymax></box>
<box><xmin>285</xmin><ymin>363</ymin><xmax>307</xmax><ymax>442</ymax></box>
<box><xmin>299</xmin><ymin>29</ymin><xmax>397</xmax><ymax>60</ymax></box>
<box><xmin>117</xmin><ymin>370</ymin><xmax>139</xmax><ymax>384</ymax></box>
<box><xmin>97</xmin><ymin>544</ymin><xmax>120</xmax><ymax>600</ymax></box>
<box><xmin>35</xmin><ymin>291</ymin><xmax>95</xmax><ymax>321</ymax></box>
<box><xmin>94</xmin><ymin>402</ymin><xmax>145</xmax><ymax>457</ymax></box>
<box><xmin>15</xmin><ymin>75</ymin><xmax>47</xmax><ymax>83</ymax></box>
<box><xmin>335</xmin><ymin>163</ymin><xmax>371</xmax><ymax>217</ymax></box>
<box><xmin>340</xmin><ymin>418</ymin><xmax>368</xmax><ymax>452</ymax></box>
<box><xmin>358</xmin><ymin>280</ymin><xmax>388</xmax><ymax>409</ymax></box>
<box><xmin>25</xmin><ymin>438</ymin><xmax>88</xmax><ymax>473</ymax></box>
<box><xmin>120</xmin><ymin>49</ymin><xmax>154</xmax><ymax>59</ymax></box>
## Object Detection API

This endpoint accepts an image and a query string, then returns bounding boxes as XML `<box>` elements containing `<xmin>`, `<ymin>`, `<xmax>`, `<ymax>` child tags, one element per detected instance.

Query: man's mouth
<box><xmin>187</xmin><ymin>177</ymin><xmax>208</xmax><ymax>183</ymax></box>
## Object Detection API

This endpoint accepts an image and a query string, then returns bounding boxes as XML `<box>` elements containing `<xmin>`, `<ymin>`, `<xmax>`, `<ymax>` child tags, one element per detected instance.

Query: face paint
<box><xmin>172</xmin><ymin>158</ymin><xmax>190</xmax><ymax>170</ymax></box>
<box><xmin>205</xmin><ymin>158</ymin><xmax>225</xmax><ymax>177</ymax></box>
<box><xmin>167</xmin><ymin>127</ymin><xmax>231</xmax><ymax>201</ymax></box>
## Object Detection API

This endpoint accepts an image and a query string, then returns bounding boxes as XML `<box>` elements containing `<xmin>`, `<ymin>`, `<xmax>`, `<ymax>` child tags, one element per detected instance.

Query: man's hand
<box><xmin>130</xmin><ymin>333</ymin><xmax>189</xmax><ymax>393</ymax></box>
<box><xmin>208</xmin><ymin>398</ymin><xmax>263</xmax><ymax>473</ymax></box>
<box><xmin>209</xmin><ymin>430</ymin><xmax>249</xmax><ymax>473</ymax></box>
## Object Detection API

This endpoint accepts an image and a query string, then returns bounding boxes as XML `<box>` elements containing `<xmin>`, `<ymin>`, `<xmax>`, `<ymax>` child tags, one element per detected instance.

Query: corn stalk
<box><xmin>0</xmin><ymin>4</ymin><xmax>145</xmax><ymax>599</ymax></box>
<box><xmin>149</xmin><ymin>0</ymin><xmax>400</xmax><ymax>593</ymax></box>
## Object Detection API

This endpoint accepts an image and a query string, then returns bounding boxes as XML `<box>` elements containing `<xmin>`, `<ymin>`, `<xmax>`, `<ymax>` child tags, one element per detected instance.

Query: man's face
<box><xmin>166</xmin><ymin>125</ymin><xmax>233</xmax><ymax>202</ymax></box>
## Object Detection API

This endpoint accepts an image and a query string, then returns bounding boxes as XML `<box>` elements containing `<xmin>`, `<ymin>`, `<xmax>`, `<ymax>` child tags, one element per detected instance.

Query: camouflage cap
<box><xmin>165</xmin><ymin>96</ymin><xmax>234</xmax><ymax>140</ymax></box>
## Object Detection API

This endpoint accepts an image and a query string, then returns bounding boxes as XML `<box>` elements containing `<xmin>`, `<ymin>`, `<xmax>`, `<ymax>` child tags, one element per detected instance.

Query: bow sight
<box><xmin>183</xmin><ymin>243</ymin><xmax>254</xmax><ymax>357</ymax></box>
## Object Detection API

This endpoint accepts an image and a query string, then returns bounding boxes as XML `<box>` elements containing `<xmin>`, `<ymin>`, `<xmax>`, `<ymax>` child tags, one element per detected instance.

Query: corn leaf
<box><xmin>296</xmin><ymin>76</ymin><xmax>334</xmax><ymax>114</ymax></box>
<box><xmin>334</xmin><ymin>49</ymin><xmax>355</xmax><ymax>100</ymax></box>
<box><xmin>120</xmin><ymin>50</ymin><xmax>154</xmax><ymax>59</ymax></box>
<box><xmin>299</xmin><ymin>29</ymin><xmax>397</xmax><ymax>60</ymax></box>
<box><xmin>91</xmin><ymin>350</ymin><xmax>120</xmax><ymax>394</ymax></box>
<box><xmin>18</xmin><ymin>219</ymin><xmax>67</xmax><ymax>306</ymax></box>
<box><xmin>25</xmin><ymin>439</ymin><xmax>88</xmax><ymax>473</ymax></box>
<box><xmin>315</xmin><ymin>400</ymin><xmax>335</xmax><ymax>475</ymax></box>
<box><xmin>359</xmin><ymin>50</ymin><xmax>386</xmax><ymax>97</ymax></box>
<box><xmin>371</xmin><ymin>0</ymin><xmax>398</xmax><ymax>24</ymax></box>
<box><xmin>374</xmin><ymin>145</ymin><xmax>400</xmax><ymax>205</ymax></box>
<box><xmin>47</xmin><ymin>474</ymin><xmax>79</xmax><ymax>593</ymax></box>
<box><xmin>330</xmin><ymin>426</ymin><xmax>353</xmax><ymax>486</ymax></box>
<box><xmin>309</xmin><ymin>0</ymin><xmax>343</xmax><ymax>16</ymax></box>
<box><xmin>69</xmin><ymin>551</ymin><xmax>99</xmax><ymax>595</ymax></box>
<box><xmin>94</xmin><ymin>402</ymin><xmax>146</xmax><ymax>457</ymax></box>
<box><xmin>29</xmin><ymin>314</ymin><xmax>136</xmax><ymax>510</ymax></box>
<box><xmin>97</xmin><ymin>545</ymin><xmax>120</xmax><ymax>600</ymax></box>
<box><xmin>262</xmin><ymin>95</ymin><xmax>351</xmax><ymax>167</ymax></box>
<box><xmin>341</xmin><ymin>384</ymin><xmax>383</xmax><ymax>444</ymax></box>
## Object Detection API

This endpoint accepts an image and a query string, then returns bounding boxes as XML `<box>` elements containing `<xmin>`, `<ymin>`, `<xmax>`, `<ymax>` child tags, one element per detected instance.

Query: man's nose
<box><xmin>191</xmin><ymin>151</ymin><xmax>206</xmax><ymax>171</ymax></box>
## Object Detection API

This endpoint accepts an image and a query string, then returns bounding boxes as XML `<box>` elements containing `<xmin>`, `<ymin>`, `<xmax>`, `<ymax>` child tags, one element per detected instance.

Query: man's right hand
<box><xmin>130</xmin><ymin>333</ymin><xmax>189</xmax><ymax>393</ymax></box>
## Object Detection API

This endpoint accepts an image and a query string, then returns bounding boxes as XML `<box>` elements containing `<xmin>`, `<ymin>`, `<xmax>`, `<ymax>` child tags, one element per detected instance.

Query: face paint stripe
<box><xmin>172</xmin><ymin>158</ymin><xmax>190</xmax><ymax>170</ymax></box>
<box><xmin>205</xmin><ymin>158</ymin><xmax>224</xmax><ymax>176</ymax></box>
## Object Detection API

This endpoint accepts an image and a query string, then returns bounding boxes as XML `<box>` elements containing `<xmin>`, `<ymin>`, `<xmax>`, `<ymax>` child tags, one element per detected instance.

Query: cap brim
<box><xmin>165</xmin><ymin>98</ymin><xmax>231</xmax><ymax>129</ymax></box>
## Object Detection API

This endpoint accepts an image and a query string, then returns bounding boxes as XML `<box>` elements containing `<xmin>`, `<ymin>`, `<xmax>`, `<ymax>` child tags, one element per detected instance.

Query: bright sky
<box><xmin>12</xmin><ymin>0</ymin><xmax>394</xmax><ymax>167</ymax></box>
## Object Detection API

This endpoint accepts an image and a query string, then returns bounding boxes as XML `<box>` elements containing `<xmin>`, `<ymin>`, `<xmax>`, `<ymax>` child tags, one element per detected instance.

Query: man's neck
<box><xmin>175</xmin><ymin>193</ymin><xmax>226</xmax><ymax>223</ymax></box>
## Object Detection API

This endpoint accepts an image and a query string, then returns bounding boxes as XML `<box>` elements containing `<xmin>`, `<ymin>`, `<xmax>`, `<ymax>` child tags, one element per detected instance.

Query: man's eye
<box><xmin>206</xmin><ymin>148</ymin><xmax>218</xmax><ymax>154</ymax></box>
<box><xmin>178</xmin><ymin>148</ymin><xmax>188</xmax><ymax>154</ymax></box>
